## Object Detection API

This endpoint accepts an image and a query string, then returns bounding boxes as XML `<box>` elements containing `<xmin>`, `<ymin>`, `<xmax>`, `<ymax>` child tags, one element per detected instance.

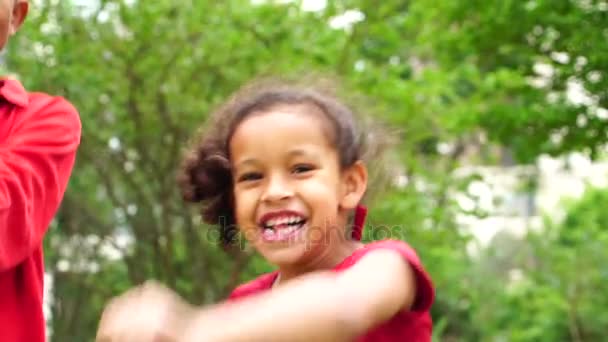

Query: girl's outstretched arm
<box><xmin>96</xmin><ymin>249</ymin><xmax>418</xmax><ymax>342</ymax></box>
<box><xmin>183</xmin><ymin>249</ymin><xmax>417</xmax><ymax>342</ymax></box>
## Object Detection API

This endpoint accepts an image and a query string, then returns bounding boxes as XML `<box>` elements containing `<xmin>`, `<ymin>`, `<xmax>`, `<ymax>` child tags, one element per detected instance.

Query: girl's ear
<box><xmin>339</xmin><ymin>161</ymin><xmax>368</xmax><ymax>211</ymax></box>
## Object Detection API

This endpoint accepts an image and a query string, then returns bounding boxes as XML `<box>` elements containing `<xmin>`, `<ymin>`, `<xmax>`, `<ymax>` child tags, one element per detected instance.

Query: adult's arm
<box><xmin>0</xmin><ymin>96</ymin><xmax>81</xmax><ymax>270</ymax></box>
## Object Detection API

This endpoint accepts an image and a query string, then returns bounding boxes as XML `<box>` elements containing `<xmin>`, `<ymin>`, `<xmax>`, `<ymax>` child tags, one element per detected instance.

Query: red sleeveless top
<box><xmin>228</xmin><ymin>239</ymin><xmax>435</xmax><ymax>341</ymax></box>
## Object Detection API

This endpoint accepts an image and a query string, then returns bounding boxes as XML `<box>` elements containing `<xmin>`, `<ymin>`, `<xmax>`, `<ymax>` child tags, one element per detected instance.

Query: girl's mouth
<box><xmin>259</xmin><ymin>213</ymin><xmax>308</xmax><ymax>242</ymax></box>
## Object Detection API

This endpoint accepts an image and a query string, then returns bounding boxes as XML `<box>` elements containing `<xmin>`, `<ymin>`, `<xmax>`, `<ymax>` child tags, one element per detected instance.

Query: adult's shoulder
<box><xmin>28</xmin><ymin>92</ymin><xmax>80</xmax><ymax>119</ymax></box>
<box><xmin>24</xmin><ymin>92</ymin><xmax>81</xmax><ymax>140</ymax></box>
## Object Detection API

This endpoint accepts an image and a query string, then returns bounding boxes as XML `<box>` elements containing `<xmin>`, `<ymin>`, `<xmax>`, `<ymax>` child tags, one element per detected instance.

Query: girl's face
<box><xmin>229</xmin><ymin>104</ymin><xmax>365</xmax><ymax>269</ymax></box>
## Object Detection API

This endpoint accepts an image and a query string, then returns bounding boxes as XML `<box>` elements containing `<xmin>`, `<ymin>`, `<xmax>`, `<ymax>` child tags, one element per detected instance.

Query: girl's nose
<box><xmin>261</xmin><ymin>175</ymin><xmax>293</xmax><ymax>203</ymax></box>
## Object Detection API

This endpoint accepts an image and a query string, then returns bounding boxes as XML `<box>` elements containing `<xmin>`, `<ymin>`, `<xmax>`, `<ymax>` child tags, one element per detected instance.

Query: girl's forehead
<box><xmin>230</xmin><ymin>108</ymin><xmax>337</xmax><ymax>162</ymax></box>
<box><xmin>237</xmin><ymin>105</ymin><xmax>330</xmax><ymax>137</ymax></box>
<box><xmin>241</xmin><ymin>104</ymin><xmax>335</xmax><ymax>138</ymax></box>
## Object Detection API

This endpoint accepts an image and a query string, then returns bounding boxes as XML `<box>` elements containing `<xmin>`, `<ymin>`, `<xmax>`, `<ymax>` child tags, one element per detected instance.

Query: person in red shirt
<box><xmin>96</xmin><ymin>79</ymin><xmax>434</xmax><ymax>341</ymax></box>
<box><xmin>0</xmin><ymin>1</ymin><xmax>82</xmax><ymax>341</ymax></box>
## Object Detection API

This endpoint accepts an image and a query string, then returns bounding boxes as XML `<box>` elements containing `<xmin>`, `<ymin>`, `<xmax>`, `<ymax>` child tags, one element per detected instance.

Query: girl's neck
<box><xmin>273</xmin><ymin>239</ymin><xmax>364</xmax><ymax>287</ymax></box>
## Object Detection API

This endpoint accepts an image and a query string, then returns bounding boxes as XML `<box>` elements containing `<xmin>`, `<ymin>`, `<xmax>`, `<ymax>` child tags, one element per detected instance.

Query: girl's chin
<box><xmin>257</xmin><ymin>240</ymin><xmax>314</xmax><ymax>266</ymax></box>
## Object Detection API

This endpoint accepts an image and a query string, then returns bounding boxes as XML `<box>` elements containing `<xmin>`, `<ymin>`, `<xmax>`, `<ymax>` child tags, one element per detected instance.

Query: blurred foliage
<box><xmin>472</xmin><ymin>186</ymin><xmax>608</xmax><ymax>341</ymax></box>
<box><xmin>4</xmin><ymin>0</ymin><xmax>607</xmax><ymax>340</ymax></box>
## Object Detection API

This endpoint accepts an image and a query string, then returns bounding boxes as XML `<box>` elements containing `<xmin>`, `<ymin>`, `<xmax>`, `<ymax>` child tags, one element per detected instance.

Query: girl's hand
<box><xmin>95</xmin><ymin>281</ymin><xmax>195</xmax><ymax>342</ymax></box>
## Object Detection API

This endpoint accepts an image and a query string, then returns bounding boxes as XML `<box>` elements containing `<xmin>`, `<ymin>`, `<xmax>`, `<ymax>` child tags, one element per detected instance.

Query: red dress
<box><xmin>228</xmin><ymin>239</ymin><xmax>435</xmax><ymax>341</ymax></box>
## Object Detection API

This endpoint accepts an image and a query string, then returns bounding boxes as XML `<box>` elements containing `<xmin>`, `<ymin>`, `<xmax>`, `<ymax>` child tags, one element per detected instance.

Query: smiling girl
<box><xmin>96</xmin><ymin>78</ymin><xmax>435</xmax><ymax>342</ymax></box>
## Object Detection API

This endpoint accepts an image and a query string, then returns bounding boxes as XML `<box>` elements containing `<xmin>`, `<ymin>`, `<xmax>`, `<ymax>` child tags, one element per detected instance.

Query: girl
<box><xmin>96</xmin><ymin>78</ymin><xmax>435</xmax><ymax>341</ymax></box>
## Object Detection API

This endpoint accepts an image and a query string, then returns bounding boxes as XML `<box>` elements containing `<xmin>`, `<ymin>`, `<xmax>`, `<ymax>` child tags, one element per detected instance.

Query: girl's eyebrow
<box><xmin>286</xmin><ymin>148</ymin><xmax>326</xmax><ymax>165</ymax></box>
<box><xmin>234</xmin><ymin>158</ymin><xmax>260</xmax><ymax>169</ymax></box>
<box><xmin>286</xmin><ymin>147</ymin><xmax>320</xmax><ymax>158</ymax></box>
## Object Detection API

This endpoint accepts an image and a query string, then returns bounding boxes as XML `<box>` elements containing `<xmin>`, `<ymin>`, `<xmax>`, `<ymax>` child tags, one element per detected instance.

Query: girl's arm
<box><xmin>180</xmin><ymin>249</ymin><xmax>417</xmax><ymax>342</ymax></box>
<box><xmin>96</xmin><ymin>249</ymin><xmax>419</xmax><ymax>342</ymax></box>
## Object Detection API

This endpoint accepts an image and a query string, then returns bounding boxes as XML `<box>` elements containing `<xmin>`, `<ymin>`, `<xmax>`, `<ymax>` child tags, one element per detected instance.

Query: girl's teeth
<box><xmin>264</xmin><ymin>216</ymin><xmax>303</xmax><ymax>228</ymax></box>
<box><xmin>262</xmin><ymin>221</ymin><xmax>305</xmax><ymax>241</ymax></box>
<box><xmin>276</xmin><ymin>225</ymin><xmax>297</xmax><ymax>238</ymax></box>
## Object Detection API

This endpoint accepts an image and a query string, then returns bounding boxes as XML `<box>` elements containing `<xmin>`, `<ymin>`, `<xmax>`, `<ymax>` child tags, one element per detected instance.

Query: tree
<box><xmin>404</xmin><ymin>0</ymin><xmax>608</xmax><ymax>162</ymax></box>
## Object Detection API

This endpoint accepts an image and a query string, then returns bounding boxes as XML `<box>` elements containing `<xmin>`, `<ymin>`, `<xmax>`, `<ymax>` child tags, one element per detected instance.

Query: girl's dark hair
<box><xmin>177</xmin><ymin>77</ymin><xmax>395</xmax><ymax>246</ymax></box>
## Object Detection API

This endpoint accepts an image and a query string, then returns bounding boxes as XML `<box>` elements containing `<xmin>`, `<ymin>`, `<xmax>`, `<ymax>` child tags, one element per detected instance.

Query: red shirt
<box><xmin>0</xmin><ymin>79</ymin><xmax>81</xmax><ymax>342</ymax></box>
<box><xmin>229</xmin><ymin>239</ymin><xmax>435</xmax><ymax>342</ymax></box>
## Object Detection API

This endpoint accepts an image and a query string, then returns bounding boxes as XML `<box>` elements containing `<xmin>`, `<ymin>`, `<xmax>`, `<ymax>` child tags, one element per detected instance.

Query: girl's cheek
<box><xmin>235</xmin><ymin>194</ymin><xmax>257</xmax><ymax>223</ymax></box>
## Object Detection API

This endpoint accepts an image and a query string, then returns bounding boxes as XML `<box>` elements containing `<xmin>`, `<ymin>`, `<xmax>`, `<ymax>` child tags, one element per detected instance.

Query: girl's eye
<box><xmin>292</xmin><ymin>164</ymin><xmax>315</xmax><ymax>174</ymax></box>
<box><xmin>238</xmin><ymin>172</ymin><xmax>263</xmax><ymax>182</ymax></box>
